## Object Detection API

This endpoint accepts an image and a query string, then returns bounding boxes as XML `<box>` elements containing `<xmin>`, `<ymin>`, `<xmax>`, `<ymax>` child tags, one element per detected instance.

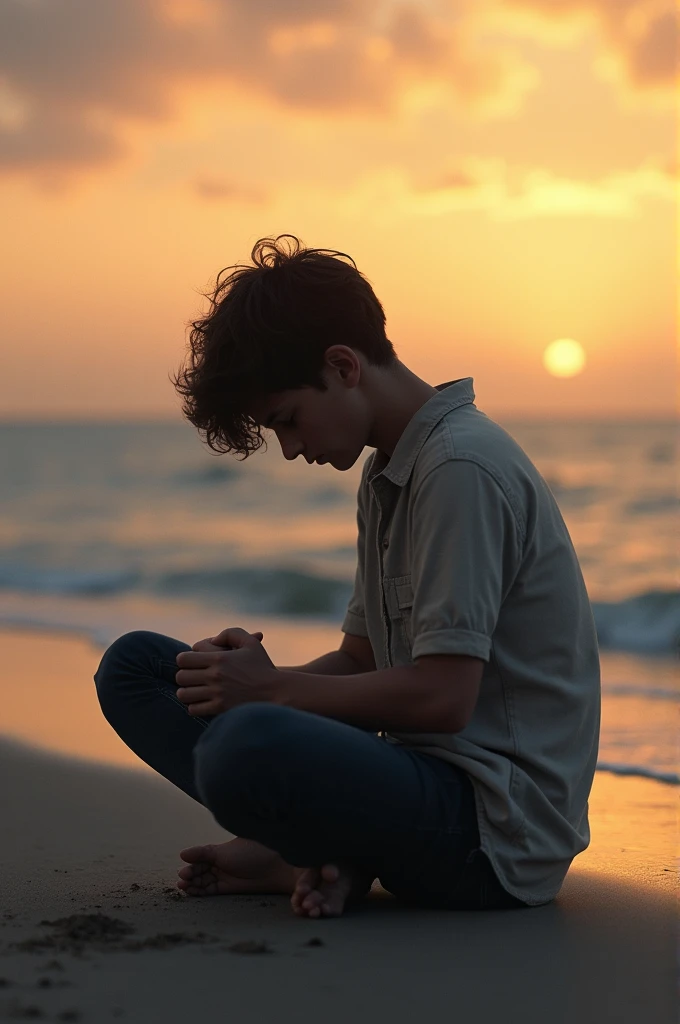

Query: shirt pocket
<box><xmin>384</xmin><ymin>574</ymin><xmax>414</xmax><ymax>663</ymax></box>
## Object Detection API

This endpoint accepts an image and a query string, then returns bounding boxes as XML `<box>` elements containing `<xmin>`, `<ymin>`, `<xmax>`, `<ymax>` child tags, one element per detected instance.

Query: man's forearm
<box><xmin>272</xmin><ymin>664</ymin><xmax>458</xmax><ymax>734</ymax></box>
<box><xmin>277</xmin><ymin>649</ymin><xmax>362</xmax><ymax>676</ymax></box>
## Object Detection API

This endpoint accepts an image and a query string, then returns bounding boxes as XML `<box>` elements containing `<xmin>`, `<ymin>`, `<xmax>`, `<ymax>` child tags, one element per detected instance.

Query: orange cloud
<box><xmin>191</xmin><ymin>175</ymin><xmax>270</xmax><ymax>203</ymax></box>
<box><xmin>493</xmin><ymin>0</ymin><xmax>679</xmax><ymax>93</ymax></box>
<box><xmin>329</xmin><ymin>154</ymin><xmax>676</xmax><ymax>223</ymax></box>
<box><xmin>1</xmin><ymin>0</ymin><xmax>674</xmax><ymax>183</ymax></box>
<box><xmin>0</xmin><ymin>0</ymin><xmax>533</xmax><ymax>179</ymax></box>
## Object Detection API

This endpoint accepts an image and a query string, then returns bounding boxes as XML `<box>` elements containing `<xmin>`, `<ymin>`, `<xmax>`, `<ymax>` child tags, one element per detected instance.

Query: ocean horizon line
<box><xmin>0</xmin><ymin>414</ymin><xmax>677</xmax><ymax>427</ymax></box>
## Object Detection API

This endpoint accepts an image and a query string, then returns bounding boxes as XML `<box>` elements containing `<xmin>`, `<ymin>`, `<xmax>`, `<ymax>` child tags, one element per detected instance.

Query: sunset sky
<box><xmin>0</xmin><ymin>0</ymin><xmax>676</xmax><ymax>421</ymax></box>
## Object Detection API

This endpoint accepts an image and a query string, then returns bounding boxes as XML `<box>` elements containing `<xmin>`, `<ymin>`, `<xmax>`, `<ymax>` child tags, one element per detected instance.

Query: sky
<box><xmin>0</xmin><ymin>0</ymin><xmax>677</xmax><ymax>421</ymax></box>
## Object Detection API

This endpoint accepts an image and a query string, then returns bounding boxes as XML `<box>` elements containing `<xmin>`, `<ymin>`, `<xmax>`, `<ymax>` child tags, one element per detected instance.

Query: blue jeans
<box><xmin>93</xmin><ymin>630</ymin><xmax>527</xmax><ymax>911</ymax></box>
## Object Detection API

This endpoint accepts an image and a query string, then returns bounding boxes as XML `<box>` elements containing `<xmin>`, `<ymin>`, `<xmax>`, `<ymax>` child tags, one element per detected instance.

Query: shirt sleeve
<box><xmin>341</xmin><ymin>472</ymin><xmax>370</xmax><ymax>638</ymax></box>
<box><xmin>409</xmin><ymin>459</ymin><xmax>524</xmax><ymax>662</ymax></box>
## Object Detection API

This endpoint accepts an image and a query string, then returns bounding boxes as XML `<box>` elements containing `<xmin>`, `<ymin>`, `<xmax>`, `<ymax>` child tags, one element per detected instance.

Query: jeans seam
<box><xmin>155</xmin><ymin>681</ymin><xmax>212</xmax><ymax>729</ymax></box>
<box><xmin>152</xmin><ymin>654</ymin><xmax>207</xmax><ymax>716</ymax></box>
<box><xmin>155</xmin><ymin>656</ymin><xmax>181</xmax><ymax>675</ymax></box>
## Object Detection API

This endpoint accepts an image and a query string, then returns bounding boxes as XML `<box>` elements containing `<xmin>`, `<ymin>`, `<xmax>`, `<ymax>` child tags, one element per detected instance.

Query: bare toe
<box><xmin>179</xmin><ymin>844</ymin><xmax>213</xmax><ymax>862</ymax></box>
<box><xmin>291</xmin><ymin>867</ymin><xmax>320</xmax><ymax>913</ymax></box>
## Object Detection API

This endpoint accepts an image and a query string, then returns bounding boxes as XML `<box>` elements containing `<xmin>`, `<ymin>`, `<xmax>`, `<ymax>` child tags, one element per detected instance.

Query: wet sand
<box><xmin>0</xmin><ymin>628</ymin><xmax>677</xmax><ymax>1023</ymax></box>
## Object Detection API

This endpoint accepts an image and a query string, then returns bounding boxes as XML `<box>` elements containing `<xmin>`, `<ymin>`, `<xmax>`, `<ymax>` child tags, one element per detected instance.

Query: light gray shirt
<box><xmin>341</xmin><ymin>377</ymin><xmax>601</xmax><ymax>906</ymax></box>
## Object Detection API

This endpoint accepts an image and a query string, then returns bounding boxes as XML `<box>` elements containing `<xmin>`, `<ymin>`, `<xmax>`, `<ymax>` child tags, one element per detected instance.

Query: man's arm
<box><xmin>277</xmin><ymin>632</ymin><xmax>376</xmax><ymax>677</ymax></box>
<box><xmin>271</xmin><ymin>655</ymin><xmax>483</xmax><ymax>734</ymax></box>
<box><xmin>276</xmin><ymin>650</ymin><xmax>364</xmax><ymax>676</ymax></box>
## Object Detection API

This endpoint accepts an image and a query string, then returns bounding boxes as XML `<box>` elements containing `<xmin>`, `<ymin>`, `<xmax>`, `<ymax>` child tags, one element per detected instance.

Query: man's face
<box><xmin>249</xmin><ymin>359</ymin><xmax>368</xmax><ymax>470</ymax></box>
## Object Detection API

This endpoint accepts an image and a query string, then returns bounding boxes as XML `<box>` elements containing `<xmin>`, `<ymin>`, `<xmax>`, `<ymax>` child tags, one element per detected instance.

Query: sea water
<box><xmin>0</xmin><ymin>417</ymin><xmax>677</xmax><ymax>784</ymax></box>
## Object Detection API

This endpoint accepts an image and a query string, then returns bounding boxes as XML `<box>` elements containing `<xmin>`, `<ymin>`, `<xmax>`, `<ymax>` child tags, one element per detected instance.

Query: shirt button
<box><xmin>382</xmin><ymin>538</ymin><xmax>389</xmax><ymax>548</ymax></box>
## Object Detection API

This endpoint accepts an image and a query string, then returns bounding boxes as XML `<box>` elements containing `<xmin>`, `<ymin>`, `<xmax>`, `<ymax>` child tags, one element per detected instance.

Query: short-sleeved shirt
<box><xmin>341</xmin><ymin>376</ymin><xmax>601</xmax><ymax>907</ymax></box>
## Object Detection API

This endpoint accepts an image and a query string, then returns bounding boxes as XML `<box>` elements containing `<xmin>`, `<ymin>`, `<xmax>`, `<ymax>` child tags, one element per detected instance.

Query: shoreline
<box><xmin>1</xmin><ymin>624</ymin><xmax>676</xmax><ymax>782</ymax></box>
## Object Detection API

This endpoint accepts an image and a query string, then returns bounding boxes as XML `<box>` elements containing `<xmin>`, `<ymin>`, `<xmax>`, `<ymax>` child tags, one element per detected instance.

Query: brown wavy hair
<box><xmin>170</xmin><ymin>234</ymin><xmax>397</xmax><ymax>459</ymax></box>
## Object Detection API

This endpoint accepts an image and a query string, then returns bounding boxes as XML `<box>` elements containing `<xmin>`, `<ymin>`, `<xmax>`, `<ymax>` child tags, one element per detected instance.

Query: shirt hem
<box><xmin>470</xmin><ymin>780</ymin><xmax>564</xmax><ymax>907</ymax></box>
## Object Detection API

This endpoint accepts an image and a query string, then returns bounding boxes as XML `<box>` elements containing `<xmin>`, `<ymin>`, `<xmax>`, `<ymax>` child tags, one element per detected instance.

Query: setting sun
<box><xmin>543</xmin><ymin>339</ymin><xmax>587</xmax><ymax>378</ymax></box>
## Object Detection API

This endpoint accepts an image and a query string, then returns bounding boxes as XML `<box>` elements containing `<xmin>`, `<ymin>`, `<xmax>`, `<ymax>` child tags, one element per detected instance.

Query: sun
<box><xmin>543</xmin><ymin>338</ymin><xmax>586</xmax><ymax>378</ymax></box>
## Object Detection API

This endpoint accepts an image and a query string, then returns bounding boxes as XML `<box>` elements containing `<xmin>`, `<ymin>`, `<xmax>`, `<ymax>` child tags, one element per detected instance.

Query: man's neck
<box><xmin>365</xmin><ymin>363</ymin><xmax>439</xmax><ymax>458</ymax></box>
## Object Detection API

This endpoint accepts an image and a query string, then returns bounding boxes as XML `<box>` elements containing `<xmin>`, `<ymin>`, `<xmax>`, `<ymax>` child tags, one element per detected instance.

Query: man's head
<box><xmin>171</xmin><ymin>234</ymin><xmax>398</xmax><ymax>466</ymax></box>
<box><xmin>247</xmin><ymin>343</ymin><xmax>395</xmax><ymax>470</ymax></box>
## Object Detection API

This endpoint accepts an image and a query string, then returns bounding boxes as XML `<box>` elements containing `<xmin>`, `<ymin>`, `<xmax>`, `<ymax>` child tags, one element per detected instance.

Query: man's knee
<box><xmin>193</xmin><ymin>703</ymin><xmax>293</xmax><ymax>803</ymax></box>
<box><xmin>93</xmin><ymin>629</ymin><xmax>163</xmax><ymax>696</ymax></box>
<box><xmin>195</xmin><ymin>702</ymin><xmax>286</xmax><ymax>758</ymax></box>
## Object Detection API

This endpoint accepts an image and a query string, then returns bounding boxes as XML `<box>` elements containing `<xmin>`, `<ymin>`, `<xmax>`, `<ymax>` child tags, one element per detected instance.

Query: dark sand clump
<box><xmin>10</xmin><ymin>914</ymin><xmax>219</xmax><ymax>956</ymax></box>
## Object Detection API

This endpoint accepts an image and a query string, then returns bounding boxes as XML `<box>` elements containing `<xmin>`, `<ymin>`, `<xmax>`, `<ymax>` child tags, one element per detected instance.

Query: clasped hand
<box><xmin>175</xmin><ymin>627</ymin><xmax>278</xmax><ymax>716</ymax></box>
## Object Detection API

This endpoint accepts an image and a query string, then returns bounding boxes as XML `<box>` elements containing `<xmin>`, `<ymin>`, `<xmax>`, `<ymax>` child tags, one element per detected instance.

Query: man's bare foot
<box><xmin>291</xmin><ymin>862</ymin><xmax>375</xmax><ymax>918</ymax></box>
<box><xmin>177</xmin><ymin>837</ymin><xmax>305</xmax><ymax>896</ymax></box>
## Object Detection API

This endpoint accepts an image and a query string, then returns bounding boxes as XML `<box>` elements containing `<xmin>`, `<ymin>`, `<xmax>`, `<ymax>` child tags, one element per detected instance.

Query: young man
<box><xmin>94</xmin><ymin>234</ymin><xmax>601</xmax><ymax>919</ymax></box>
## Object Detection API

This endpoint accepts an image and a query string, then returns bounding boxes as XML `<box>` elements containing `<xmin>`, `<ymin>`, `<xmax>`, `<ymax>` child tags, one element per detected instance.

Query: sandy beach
<box><xmin>1</xmin><ymin>628</ymin><xmax>677</xmax><ymax>1023</ymax></box>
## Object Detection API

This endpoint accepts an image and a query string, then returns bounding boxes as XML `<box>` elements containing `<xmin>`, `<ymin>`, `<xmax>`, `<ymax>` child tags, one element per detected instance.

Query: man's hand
<box><xmin>190</xmin><ymin>630</ymin><xmax>264</xmax><ymax>654</ymax></box>
<box><xmin>176</xmin><ymin>628</ymin><xmax>277</xmax><ymax>716</ymax></box>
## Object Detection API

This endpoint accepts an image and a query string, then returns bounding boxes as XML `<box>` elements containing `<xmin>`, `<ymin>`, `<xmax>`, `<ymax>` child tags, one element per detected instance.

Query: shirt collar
<box><xmin>368</xmin><ymin>376</ymin><xmax>476</xmax><ymax>488</ymax></box>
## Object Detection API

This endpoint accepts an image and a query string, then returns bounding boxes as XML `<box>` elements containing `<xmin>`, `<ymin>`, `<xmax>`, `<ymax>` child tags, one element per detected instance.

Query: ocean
<box><xmin>0</xmin><ymin>417</ymin><xmax>677</xmax><ymax>785</ymax></box>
